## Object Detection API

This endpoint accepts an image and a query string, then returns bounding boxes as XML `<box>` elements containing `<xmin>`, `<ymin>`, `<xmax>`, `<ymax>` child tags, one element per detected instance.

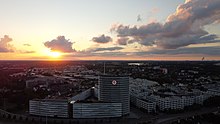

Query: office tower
<box><xmin>99</xmin><ymin>76</ymin><xmax>130</xmax><ymax>115</ymax></box>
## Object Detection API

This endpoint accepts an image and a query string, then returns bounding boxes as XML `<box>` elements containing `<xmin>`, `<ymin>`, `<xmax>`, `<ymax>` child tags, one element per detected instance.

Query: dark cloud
<box><xmin>67</xmin><ymin>46</ymin><xmax>220</xmax><ymax>58</ymax></box>
<box><xmin>0</xmin><ymin>35</ymin><xmax>14</xmax><ymax>52</ymax></box>
<box><xmin>137</xmin><ymin>15</ymin><xmax>142</xmax><ymax>22</ymax></box>
<box><xmin>21</xmin><ymin>51</ymin><xmax>35</xmax><ymax>54</ymax></box>
<box><xmin>88</xmin><ymin>46</ymin><xmax>123</xmax><ymax>52</ymax></box>
<box><xmin>65</xmin><ymin>46</ymin><xmax>124</xmax><ymax>58</ymax></box>
<box><xmin>117</xmin><ymin>37</ymin><xmax>131</xmax><ymax>45</ymax></box>
<box><xmin>23</xmin><ymin>44</ymin><xmax>31</xmax><ymax>46</ymax></box>
<box><xmin>92</xmin><ymin>34</ymin><xmax>112</xmax><ymax>43</ymax></box>
<box><xmin>111</xmin><ymin>0</ymin><xmax>220</xmax><ymax>49</ymax></box>
<box><xmin>44</xmin><ymin>36</ymin><xmax>75</xmax><ymax>53</ymax></box>
<box><xmin>137</xmin><ymin>46</ymin><xmax>220</xmax><ymax>56</ymax></box>
<box><xmin>66</xmin><ymin>51</ymin><xmax>127</xmax><ymax>58</ymax></box>
<box><xmin>92</xmin><ymin>52</ymin><xmax>126</xmax><ymax>57</ymax></box>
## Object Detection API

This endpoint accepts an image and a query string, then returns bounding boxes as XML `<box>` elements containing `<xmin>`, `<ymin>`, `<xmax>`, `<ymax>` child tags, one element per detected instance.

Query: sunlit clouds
<box><xmin>0</xmin><ymin>0</ymin><xmax>220</xmax><ymax>60</ymax></box>
<box><xmin>0</xmin><ymin>35</ymin><xmax>14</xmax><ymax>52</ymax></box>
<box><xmin>92</xmin><ymin>34</ymin><xmax>112</xmax><ymax>44</ymax></box>
<box><xmin>44</xmin><ymin>36</ymin><xmax>75</xmax><ymax>53</ymax></box>
<box><xmin>111</xmin><ymin>0</ymin><xmax>220</xmax><ymax>49</ymax></box>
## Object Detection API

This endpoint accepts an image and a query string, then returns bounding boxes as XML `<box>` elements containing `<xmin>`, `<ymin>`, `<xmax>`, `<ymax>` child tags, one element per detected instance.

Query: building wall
<box><xmin>130</xmin><ymin>95</ymin><xmax>137</xmax><ymax>105</ymax></box>
<box><xmin>136</xmin><ymin>99</ymin><xmax>156</xmax><ymax>113</ymax></box>
<box><xmin>99</xmin><ymin>76</ymin><xmax>130</xmax><ymax>115</ymax></box>
<box><xmin>71</xmin><ymin>88</ymin><xmax>92</xmax><ymax>101</ymax></box>
<box><xmin>131</xmin><ymin>95</ymin><xmax>156</xmax><ymax>112</ymax></box>
<box><xmin>146</xmin><ymin>94</ymin><xmax>211</xmax><ymax>111</ymax></box>
<box><xmin>94</xmin><ymin>87</ymin><xmax>98</xmax><ymax>98</ymax></box>
<box><xmin>29</xmin><ymin>99</ymin><xmax>69</xmax><ymax>118</ymax></box>
<box><xmin>207</xmin><ymin>89</ymin><xmax>220</xmax><ymax>96</ymax></box>
<box><xmin>73</xmin><ymin>103</ymin><xmax>122</xmax><ymax>118</ymax></box>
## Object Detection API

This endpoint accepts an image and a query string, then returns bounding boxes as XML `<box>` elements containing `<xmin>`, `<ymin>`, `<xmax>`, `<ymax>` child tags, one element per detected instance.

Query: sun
<box><xmin>49</xmin><ymin>51</ymin><xmax>61</xmax><ymax>58</ymax></box>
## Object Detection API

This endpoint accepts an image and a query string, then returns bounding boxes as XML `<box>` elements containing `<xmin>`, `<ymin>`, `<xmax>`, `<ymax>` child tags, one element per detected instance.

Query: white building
<box><xmin>206</xmin><ymin>88</ymin><xmax>220</xmax><ymax>96</ymax></box>
<box><xmin>146</xmin><ymin>94</ymin><xmax>210</xmax><ymax>111</ymax></box>
<box><xmin>130</xmin><ymin>95</ymin><xmax>156</xmax><ymax>113</ymax></box>
<box><xmin>147</xmin><ymin>96</ymin><xmax>185</xmax><ymax>111</ymax></box>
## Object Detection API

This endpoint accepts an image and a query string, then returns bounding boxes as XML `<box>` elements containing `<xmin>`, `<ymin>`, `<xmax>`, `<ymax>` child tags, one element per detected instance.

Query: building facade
<box><xmin>29</xmin><ymin>99</ymin><xmax>69</xmax><ymax>118</ymax></box>
<box><xmin>146</xmin><ymin>94</ymin><xmax>210</xmax><ymax>111</ymax></box>
<box><xmin>99</xmin><ymin>76</ymin><xmax>130</xmax><ymax>115</ymax></box>
<box><xmin>73</xmin><ymin>103</ymin><xmax>122</xmax><ymax>118</ymax></box>
<box><xmin>130</xmin><ymin>95</ymin><xmax>156</xmax><ymax>113</ymax></box>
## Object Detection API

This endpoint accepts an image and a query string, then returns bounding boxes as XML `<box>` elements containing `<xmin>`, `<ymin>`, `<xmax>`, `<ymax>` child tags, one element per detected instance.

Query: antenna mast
<box><xmin>104</xmin><ymin>62</ymin><xmax>106</xmax><ymax>75</ymax></box>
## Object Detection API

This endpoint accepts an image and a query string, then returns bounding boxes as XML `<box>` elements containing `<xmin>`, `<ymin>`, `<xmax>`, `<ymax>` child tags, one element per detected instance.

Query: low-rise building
<box><xmin>136</xmin><ymin>98</ymin><xmax>156</xmax><ymax>113</ymax></box>
<box><xmin>73</xmin><ymin>103</ymin><xmax>122</xmax><ymax>118</ymax></box>
<box><xmin>29</xmin><ymin>99</ymin><xmax>69</xmax><ymax>118</ymax></box>
<box><xmin>207</xmin><ymin>88</ymin><xmax>220</xmax><ymax>96</ymax></box>
<box><xmin>130</xmin><ymin>95</ymin><xmax>156</xmax><ymax>113</ymax></box>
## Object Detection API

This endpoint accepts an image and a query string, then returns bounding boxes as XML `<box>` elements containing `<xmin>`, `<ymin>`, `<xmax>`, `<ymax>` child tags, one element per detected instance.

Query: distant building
<box><xmin>161</xmin><ymin>68</ymin><xmax>168</xmax><ymax>74</ymax></box>
<box><xmin>25</xmin><ymin>76</ymin><xmax>64</xmax><ymax>88</ymax></box>
<box><xmin>99</xmin><ymin>76</ymin><xmax>130</xmax><ymax>115</ymax></box>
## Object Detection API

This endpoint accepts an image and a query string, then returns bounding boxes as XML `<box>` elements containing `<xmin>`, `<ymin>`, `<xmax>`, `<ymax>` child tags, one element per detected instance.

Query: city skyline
<box><xmin>0</xmin><ymin>0</ymin><xmax>220</xmax><ymax>60</ymax></box>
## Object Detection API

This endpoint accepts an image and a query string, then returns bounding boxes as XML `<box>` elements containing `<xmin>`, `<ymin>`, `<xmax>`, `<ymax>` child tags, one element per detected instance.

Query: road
<box><xmin>0</xmin><ymin>121</ymin><xmax>24</xmax><ymax>124</ymax></box>
<box><xmin>154</xmin><ymin>107</ymin><xmax>220</xmax><ymax>124</ymax></box>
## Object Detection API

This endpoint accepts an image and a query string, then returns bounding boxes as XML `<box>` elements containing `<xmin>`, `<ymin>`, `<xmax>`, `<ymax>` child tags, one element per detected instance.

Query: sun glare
<box><xmin>49</xmin><ymin>51</ymin><xmax>61</xmax><ymax>58</ymax></box>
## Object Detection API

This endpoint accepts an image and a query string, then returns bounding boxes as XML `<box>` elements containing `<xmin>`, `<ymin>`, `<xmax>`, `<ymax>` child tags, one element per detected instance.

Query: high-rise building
<box><xmin>99</xmin><ymin>76</ymin><xmax>130</xmax><ymax>115</ymax></box>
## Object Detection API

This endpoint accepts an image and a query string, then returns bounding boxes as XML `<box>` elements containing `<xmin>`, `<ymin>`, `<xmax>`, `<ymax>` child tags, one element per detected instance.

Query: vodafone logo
<box><xmin>112</xmin><ymin>80</ymin><xmax>117</xmax><ymax>85</ymax></box>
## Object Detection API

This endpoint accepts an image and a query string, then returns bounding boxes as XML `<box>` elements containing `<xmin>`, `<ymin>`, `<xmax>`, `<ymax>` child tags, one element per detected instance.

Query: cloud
<box><xmin>137</xmin><ymin>46</ymin><xmax>220</xmax><ymax>56</ymax></box>
<box><xmin>92</xmin><ymin>51</ymin><xmax>126</xmax><ymax>57</ymax></box>
<box><xmin>0</xmin><ymin>35</ymin><xmax>14</xmax><ymax>52</ymax></box>
<box><xmin>117</xmin><ymin>38</ymin><xmax>130</xmax><ymax>45</ymax></box>
<box><xmin>65</xmin><ymin>46</ymin><xmax>220</xmax><ymax>59</ymax></box>
<box><xmin>22</xmin><ymin>51</ymin><xmax>35</xmax><ymax>54</ymax></box>
<box><xmin>87</xmin><ymin>46</ymin><xmax>124</xmax><ymax>52</ymax></box>
<box><xmin>111</xmin><ymin>0</ymin><xmax>220</xmax><ymax>49</ymax></box>
<box><xmin>23</xmin><ymin>44</ymin><xmax>31</xmax><ymax>46</ymax></box>
<box><xmin>137</xmin><ymin>15</ymin><xmax>142</xmax><ymax>22</ymax></box>
<box><xmin>67</xmin><ymin>51</ymin><xmax>127</xmax><ymax>58</ymax></box>
<box><xmin>150</xmin><ymin>7</ymin><xmax>159</xmax><ymax>14</ymax></box>
<box><xmin>65</xmin><ymin>46</ymin><xmax>124</xmax><ymax>58</ymax></box>
<box><xmin>17</xmin><ymin>50</ymin><xmax>36</xmax><ymax>54</ymax></box>
<box><xmin>92</xmin><ymin>34</ymin><xmax>112</xmax><ymax>43</ymax></box>
<box><xmin>44</xmin><ymin>36</ymin><xmax>75</xmax><ymax>53</ymax></box>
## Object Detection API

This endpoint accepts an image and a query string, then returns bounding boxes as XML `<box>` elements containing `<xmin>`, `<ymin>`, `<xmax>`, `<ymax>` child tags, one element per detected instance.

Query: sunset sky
<box><xmin>0</xmin><ymin>0</ymin><xmax>220</xmax><ymax>60</ymax></box>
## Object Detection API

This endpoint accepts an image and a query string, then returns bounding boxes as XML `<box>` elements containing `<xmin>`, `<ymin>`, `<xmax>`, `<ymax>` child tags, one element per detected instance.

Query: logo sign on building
<box><xmin>112</xmin><ymin>80</ymin><xmax>117</xmax><ymax>85</ymax></box>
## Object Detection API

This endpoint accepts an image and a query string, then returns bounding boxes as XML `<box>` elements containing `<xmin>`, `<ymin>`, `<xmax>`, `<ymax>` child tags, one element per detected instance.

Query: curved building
<box><xmin>29</xmin><ymin>99</ymin><xmax>69</xmax><ymax>118</ymax></box>
<box><xmin>99</xmin><ymin>76</ymin><xmax>130</xmax><ymax>115</ymax></box>
<box><xmin>73</xmin><ymin>103</ymin><xmax>122</xmax><ymax>118</ymax></box>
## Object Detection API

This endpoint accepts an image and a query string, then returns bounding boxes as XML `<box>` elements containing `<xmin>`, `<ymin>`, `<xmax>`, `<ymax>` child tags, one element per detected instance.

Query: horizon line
<box><xmin>0</xmin><ymin>60</ymin><xmax>220</xmax><ymax>62</ymax></box>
